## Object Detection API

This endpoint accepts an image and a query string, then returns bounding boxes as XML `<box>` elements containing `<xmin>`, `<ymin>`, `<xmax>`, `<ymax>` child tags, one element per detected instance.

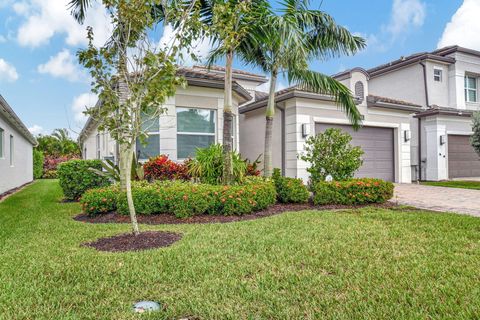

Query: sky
<box><xmin>0</xmin><ymin>0</ymin><xmax>477</xmax><ymax>137</ymax></box>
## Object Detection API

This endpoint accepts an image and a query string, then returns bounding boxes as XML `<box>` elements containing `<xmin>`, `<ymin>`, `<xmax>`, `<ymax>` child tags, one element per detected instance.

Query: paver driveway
<box><xmin>393</xmin><ymin>183</ymin><xmax>480</xmax><ymax>217</ymax></box>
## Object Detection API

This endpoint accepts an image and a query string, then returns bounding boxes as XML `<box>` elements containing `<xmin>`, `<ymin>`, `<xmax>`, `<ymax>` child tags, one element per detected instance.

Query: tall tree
<box><xmin>76</xmin><ymin>0</ymin><xmax>202</xmax><ymax>235</ymax></box>
<box><xmin>238</xmin><ymin>0</ymin><xmax>365</xmax><ymax>176</ymax></box>
<box><xmin>471</xmin><ymin>111</ymin><xmax>480</xmax><ymax>156</ymax></box>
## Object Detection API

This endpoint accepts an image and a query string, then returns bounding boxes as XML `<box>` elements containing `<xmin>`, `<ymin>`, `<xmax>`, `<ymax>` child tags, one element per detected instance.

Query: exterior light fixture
<box><xmin>302</xmin><ymin>123</ymin><xmax>311</xmax><ymax>137</ymax></box>
<box><xmin>440</xmin><ymin>135</ymin><xmax>446</xmax><ymax>145</ymax></box>
<box><xmin>404</xmin><ymin>130</ymin><xmax>411</xmax><ymax>142</ymax></box>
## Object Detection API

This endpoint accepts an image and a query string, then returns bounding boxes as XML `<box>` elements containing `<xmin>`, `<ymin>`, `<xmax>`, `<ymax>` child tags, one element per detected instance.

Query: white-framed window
<box><xmin>0</xmin><ymin>127</ymin><xmax>4</xmax><ymax>158</ymax></box>
<box><xmin>177</xmin><ymin>107</ymin><xmax>216</xmax><ymax>159</ymax></box>
<box><xmin>434</xmin><ymin>68</ymin><xmax>442</xmax><ymax>82</ymax></box>
<box><xmin>136</xmin><ymin>113</ymin><xmax>160</xmax><ymax>160</ymax></box>
<box><xmin>9</xmin><ymin>135</ymin><xmax>14</xmax><ymax>166</ymax></box>
<box><xmin>465</xmin><ymin>75</ymin><xmax>478</xmax><ymax>103</ymax></box>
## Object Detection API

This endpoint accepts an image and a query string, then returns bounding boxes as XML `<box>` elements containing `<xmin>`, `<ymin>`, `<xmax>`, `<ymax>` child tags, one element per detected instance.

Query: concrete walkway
<box><xmin>392</xmin><ymin>183</ymin><xmax>480</xmax><ymax>217</ymax></box>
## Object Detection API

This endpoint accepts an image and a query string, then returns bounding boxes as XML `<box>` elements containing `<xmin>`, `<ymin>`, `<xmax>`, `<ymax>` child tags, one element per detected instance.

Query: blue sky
<box><xmin>0</xmin><ymin>0</ymin><xmax>475</xmax><ymax>136</ymax></box>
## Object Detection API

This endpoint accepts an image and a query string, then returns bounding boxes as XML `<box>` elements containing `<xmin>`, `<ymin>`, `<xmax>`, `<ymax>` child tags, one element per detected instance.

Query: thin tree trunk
<box><xmin>125</xmin><ymin>146</ymin><xmax>140</xmax><ymax>235</ymax></box>
<box><xmin>264</xmin><ymin>70</ymin><xmax>277</xmax><ymax>177</ymax></box>
<box><xmin>222</xmin><ymin>50</ymin><xmax>234</xmax><ymax>184</ymax></box>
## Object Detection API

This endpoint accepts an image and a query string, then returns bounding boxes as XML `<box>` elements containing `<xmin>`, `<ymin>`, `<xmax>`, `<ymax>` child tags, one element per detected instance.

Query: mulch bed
<box><xmin>0</xmin><ymin>182</ymin><xmax>33</xmax><ymax>202</ymax></box>
<box><xmin>74</xmin><ymin>202</ymin><xmax>397</xmax><ymax>225</ymax></box>
<box><xmin>82</xmin><ymin>231</ymin><xmax>182</xmax><ymax>252</ymax></box>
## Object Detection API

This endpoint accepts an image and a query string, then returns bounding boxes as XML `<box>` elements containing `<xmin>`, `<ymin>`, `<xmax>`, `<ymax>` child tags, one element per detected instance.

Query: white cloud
<box><xmin>15</xmin><ymin>0</ymin><xmax>112</xmax><ymax>48</ymax></box>
<box><xmin>0</xmin><ymin>58</ymin><xmax>19</xmax><ymax>82</ymax></box>
<box><xmin>438</xmin><ymin>0</ymin><xmax>480</xmax><ymax>50</ymax></box>
<box><xmin>37</xmin><ymin>49</ymin><xmax>85</xmax><ymax>82</ymax></box>
<box><xmin>71</xmin><ymin>92</ymin><xmax>97</xmax><ymax>127</ymax></box>
<box><xmin>0</xmin><ymin>35</ymin><xmax>6</xmax><ymax>43</ymax></box>
<box><xmin>385</xmin><ymin>0</ymin><xmax>426</xmax><ymax>38</ymax></box>
<box><xmin>28</xmin><ymin>124</ymin><xmax>44</xmax><ymax>135</ymax></box>
<box><xmin>159</xmin><ymin>25</ymin><xmax>213</xmax><ymax>66</ymax></box>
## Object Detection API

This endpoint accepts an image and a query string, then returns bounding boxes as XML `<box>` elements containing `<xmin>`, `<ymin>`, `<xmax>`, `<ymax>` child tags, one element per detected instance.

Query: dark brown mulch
<box><xmin>60</xmin><ymin>198</ymin><xmax>78</xmax><ymax>203</ymax></box>
<box><xmin>74</xmin><ymin>202</ymin><xmax>397</xmax><ymax>225</ymax></box>
<box><xmin>82</xmin><ymin>231</ymin><xmax>182</xmax><ymax>252</ymax></box>
<box><xmin>0</xmin><ymin>182</ymin><xmax>33</xmax><ymax>202</ymax></box>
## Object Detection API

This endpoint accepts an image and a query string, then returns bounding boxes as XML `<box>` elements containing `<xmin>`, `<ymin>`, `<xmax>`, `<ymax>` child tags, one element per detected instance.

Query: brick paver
<box><xmin>392</xmin><ymin>183</ymin><xmax>480</xmax><ymax>217</ymax></box>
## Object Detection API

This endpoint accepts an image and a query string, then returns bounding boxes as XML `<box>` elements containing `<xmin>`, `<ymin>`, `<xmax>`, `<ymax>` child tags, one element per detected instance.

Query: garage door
<box><xmin>448</xmin><ymin>135</ymin><xmax>480</xmax><ymax>178</ymax></box>
<box><xmin>315</xmin><ymin>123</ymin><xmax>395</xmax><ymax>181</ymax></box>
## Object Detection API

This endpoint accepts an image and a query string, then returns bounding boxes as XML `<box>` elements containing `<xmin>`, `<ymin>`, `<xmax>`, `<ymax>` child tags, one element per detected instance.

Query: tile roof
<box><xmin>367</xmin><ymin>95</ymin><xmax>422</xmax><ymax>108</ymax></box>
<box><xmin>192</xmin><ymin>65</ymin><xmax>267</xmax><ymax>79</ymax></box>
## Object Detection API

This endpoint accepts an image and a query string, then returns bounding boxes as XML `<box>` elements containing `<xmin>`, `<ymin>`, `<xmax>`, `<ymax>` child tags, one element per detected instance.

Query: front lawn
<box><xmin>1</xmin><ymin>180</ymin><xmax>480</xmax><ymax>319</ymax></box>
<box><xmin>422</xmin><ymin>180</ymin><xmax>480</xmax><ymax>190</ymax></box>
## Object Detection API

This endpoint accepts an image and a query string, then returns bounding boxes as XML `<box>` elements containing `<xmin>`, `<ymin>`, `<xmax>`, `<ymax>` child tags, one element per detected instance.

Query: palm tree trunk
<box><xmin>264</xmin><ymin>70</ymin><xmax>277</xmax><ymax>177</ymax></box>
<box><xmin>222</xmin><ymin>50</ymin><xmax>234</xmax><ymax>184</ymax></box>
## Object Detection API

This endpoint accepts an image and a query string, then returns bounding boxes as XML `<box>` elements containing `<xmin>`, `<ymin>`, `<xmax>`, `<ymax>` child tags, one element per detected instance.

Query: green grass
<box><xmin>1</xmin><ymin>180</ymin><xmax>480</xmax><ymax>319</ymax></box>
<box><xmin>422</xmin><ymin>180</ymin><xmax>480</xmax><ymax>190</ymax></box>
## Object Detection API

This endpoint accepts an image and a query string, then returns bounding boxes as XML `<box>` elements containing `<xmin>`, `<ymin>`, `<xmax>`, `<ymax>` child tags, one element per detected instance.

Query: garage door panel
<box><xmin>448</xmin><ymin>135</ymin><xmax>480</xmax><ymax>178</ymax></box>
<box><xmin>315</xmin><ymin>123</ymin><xmax>395</xmax><ymax>181</ymax></box>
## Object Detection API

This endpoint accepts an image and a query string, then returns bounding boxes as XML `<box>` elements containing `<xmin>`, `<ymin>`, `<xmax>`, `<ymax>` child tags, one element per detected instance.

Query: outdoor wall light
<box><xmin>404</xmin><ymin>130</ymin><xmax>411</xmax><ymax>142</ymax></box>
<box><xmin>440</xmin><ymin>135</ymin><xmax>447</xmax><ymax>145</ymax></box>
<box><xmin>302</xmin><ymin>123</ymin><xmax>311</xmax><ymax>137</ymax></box>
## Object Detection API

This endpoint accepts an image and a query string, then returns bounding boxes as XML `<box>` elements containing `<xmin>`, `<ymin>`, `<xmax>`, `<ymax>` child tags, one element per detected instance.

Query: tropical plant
<box><xmin>74</xmin><ymin>0</ymin><xmax>204</xmax><ymax>235</ymax></box>
<box><xmin>89</xmin><ymin>152</ymin><xmax>144</xmax><ymax>183</ymax></box>
<box><xmin>188</xmin><ymin>144</ymin><xmax>247</xmax><ymax>185</ymax></box>
<box><xmin>143</xmin><ymin>155</ymin><xmax>190</xmax><ymax>181</ymax></box>
<box><xmin>35</xmin><ymin>128</ymin><xmax>80</xmax><ymax>158</ymax></box>
<box><xmin>234</xmin><ymin>0</ymin><xmax>364</xmax><ymax>177</ymax></box>
<box><xmin>471</xmin><ymin>111</ymin><xmax>480</xmax><ymax>156</ymax></box>
<box><xmin>300</xmin><ymin>128</ymin><xmax>364</xmax><ymax>186</ymax></box>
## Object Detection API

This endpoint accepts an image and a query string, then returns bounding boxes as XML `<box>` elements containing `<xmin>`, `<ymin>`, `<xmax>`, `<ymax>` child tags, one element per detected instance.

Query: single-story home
<box><xmin>0</xmin><ymin>95</ymin><xmax>37</xmax><ymax>195</ymax></box>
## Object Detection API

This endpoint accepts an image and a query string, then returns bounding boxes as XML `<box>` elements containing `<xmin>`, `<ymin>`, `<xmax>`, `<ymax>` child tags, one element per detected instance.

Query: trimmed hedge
<box><xmin>81</xmin><ymin>177</ymin><xmax>276</xmax><ymax>218</ymax></box>
<box><xmin>272</xmin><ymin>168</ymin><xmax>309</xmax><ymax>203</ymax></box>
<box><xmin>313</xmin><ymin>178</ymin><xmax>394</xmax><ymax>205</ymax></box>
<box><xmin>58</xmin><ymin>159</ymin><xmax>111</xmax><ymax>200</ymax></box>
<box><xmin>33</xmin><ymin>150</ymin><xmax>44</xmax><ymax>179</ymax></box>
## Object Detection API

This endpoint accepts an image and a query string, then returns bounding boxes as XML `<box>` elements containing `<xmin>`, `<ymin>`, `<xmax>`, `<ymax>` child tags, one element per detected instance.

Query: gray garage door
<box><xmin>448</xmin><ymin>135</ymin><xmax>480</xmax><ymax>178</ymax></box>
<box><xmin>315</xmin><ymin>123</ymin><xmax>395</xmax><ymax>181</ymax></box>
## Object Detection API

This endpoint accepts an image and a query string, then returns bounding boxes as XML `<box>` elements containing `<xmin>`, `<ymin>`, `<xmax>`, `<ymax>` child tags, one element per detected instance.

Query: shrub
<box><xmin>187</xmin><ymin>144</ymin><xmax>247</xmax><ymax>184</ymax></box>
<box><xmin>143</xmin><ymin>155</ymin><xmax>190</xmax><ymax>181</ymax></box>
<box><xmin>80</xmin><ymin>186</ymin><xmax>119</xmax><ymax>216</ymax></box>
<box><xmin>299</xmin><ymin>128</ymin><xmax>364</xmax><ymax>186</ymax></box>
<box><xmin>313</xmin><ymin>178</ymin><xmax>394</xmax><ymax>206</ymax></box>
<box><xmin>43</xmin><ymin>170</ymin><xmax>58</xmax><ymax>179</ymax></box>
<box><xmin>272</xmin><ymin>168</ymin><xmax>309</xmax><ymax>203</ymax></box>
<box><xmin>58</xmin><ymin>159</ymin><xmax>111</xmax><ymax>200</ymax></box>
<box><xmin>83</xmin><ymin>179</ymin><xmax>276</xmax><ymax>218</ymax></box>
<box><xmin>33</xmin><ymin>150</ymin><xmax>44</xmax><ymax>179</ymax></box>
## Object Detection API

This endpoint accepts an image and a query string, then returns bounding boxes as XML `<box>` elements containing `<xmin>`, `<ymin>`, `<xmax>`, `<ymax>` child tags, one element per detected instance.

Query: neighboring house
<box><xmin>0</xmin><ymin>95</ymin><xmax>37</xmax><ymax>194</ymax></box>
<box><xmin>240</xmin><ymin>45</ymin><xmax>480</xmax><ymax>183</ymax></box>
<box><xmin>78</xmin><ymin>66</ymin><xmax>267</xmax><ymax>162</ymax></box>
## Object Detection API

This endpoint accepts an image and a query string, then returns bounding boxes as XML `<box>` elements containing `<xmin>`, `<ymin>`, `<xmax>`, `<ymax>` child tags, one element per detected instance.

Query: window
<box><xmin>465</xmin><ymin>75</ymin><xmax>478</xmax><ymax>102</ymax></box>
<box><xmin>9</xmin><ymin>135</ymin><xmax>14</xmax><ymax>166</ymax></box>
<box><xmin>0</xmin><ymin>127</ymin><xmax>4</xmax><ymax>158</ymax></box>
<box><xmin>177</xmin><ymin>107</ymin><xmax>216</xmax><ymax>159</ymax></box>
<box><xmin>136</xmin><ymin>113</ymin><xmax>160</xmax><ymax>160</ymax></box>
<box><xmin>434</xmin><ymin>68</ymin><xmax>442</xmax><ymax>82</ymax></box>
<box><xmin>96</xmin><ymin>134</ymin><xmax>101</xmax><ymax>159</ymax></box>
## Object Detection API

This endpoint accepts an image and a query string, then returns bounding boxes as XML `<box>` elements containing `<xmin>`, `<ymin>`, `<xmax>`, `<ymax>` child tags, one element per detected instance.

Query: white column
<box><xmin>159</xmin><ymin>96</ymin><xmax>177</xmax><ymax>160</ymax></box>
<box><xmin>425</xmin><ymin>124</ymin><xmax>447</xmax><ymax>181</ymax></box>
<box><xmin>399</xmin><ymin>123</ymin><xmax>412</xmax><ymax>183</ymax></box>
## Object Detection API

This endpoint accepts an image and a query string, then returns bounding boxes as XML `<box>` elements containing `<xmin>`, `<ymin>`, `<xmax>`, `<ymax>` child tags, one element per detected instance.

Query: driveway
<box><xmin>392</xmin><ymin>183</ymin><xmax>480</xmax><ymax>217</ymax></box>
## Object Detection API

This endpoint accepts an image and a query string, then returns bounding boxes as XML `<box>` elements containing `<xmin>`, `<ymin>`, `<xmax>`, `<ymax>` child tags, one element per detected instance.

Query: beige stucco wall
<box><xmin>239</xmin><ymin>106</ymin><xmax>283</xmax><ymax>171</ymax></box>
<box><xmin>81</xmin><ymin>84</ymin><xmax>243</xmax><ymax>162</ymax></box>
<box><xmin>0</xmin><ymin>114</ymin><xmax>33</xmax><ymax>194</ymax></box>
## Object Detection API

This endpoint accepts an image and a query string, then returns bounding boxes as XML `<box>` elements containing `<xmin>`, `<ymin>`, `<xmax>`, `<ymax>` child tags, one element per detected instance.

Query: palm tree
<box><xmin>237</xmin><ymin>0</ymin><xmax>365</xmax><ymax>176</ymax></box>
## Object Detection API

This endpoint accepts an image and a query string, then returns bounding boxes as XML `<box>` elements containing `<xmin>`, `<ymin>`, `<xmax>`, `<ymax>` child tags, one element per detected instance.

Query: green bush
<box><xmin>58</xmin><ymin>159</ymin><xmax>111</xmax><ymax>200</ymax></box>
<box><xmin>33</xmin><ymin>150</ymin><xmax>44</xmax><ymax>179</ymax></box>
<box><xmin>313</xmin><ymin>178</ymin><xmax>394</xmax><ymax>206</ymax></box>
<box><xmin>43</xmin><ymin>170</ymin><xmax>57</xmax><ymax>179</ymax></box>
<box><xmin>82</xmin><ymin>178</ymin><xmax>276</xmax><ymax>218</ymax></box>
<box><xmin>300</xmin><ymin>128</ymin><xmax>364</xmax><ymax>186</ymax></box>
<box><xmin>188</xmin><ymin>144</ymin><xmax>247</xmax><ymax>184</ymax></box>
<box><xmin>272</xmin><ymin>168</ymin><xmax>309</xmax><ymax>203</ymax></box>
<box><xmin>80</xmin><ymin>186</ymin><xmax>119</xmax><ymax>215</ymax></box>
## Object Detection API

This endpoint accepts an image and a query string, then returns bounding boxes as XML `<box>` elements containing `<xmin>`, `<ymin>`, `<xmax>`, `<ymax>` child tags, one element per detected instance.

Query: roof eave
<box><xmin>0</xmin><ymin>95</ymin><xmax>37</xmax><ymax>146</ymax></box>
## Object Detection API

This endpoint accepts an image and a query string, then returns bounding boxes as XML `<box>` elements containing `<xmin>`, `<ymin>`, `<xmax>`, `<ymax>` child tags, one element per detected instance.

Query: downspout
<box><xmin>419</xmin><ymin>61</ymin><xmax>430</xmax><ymax>181</ymax></box>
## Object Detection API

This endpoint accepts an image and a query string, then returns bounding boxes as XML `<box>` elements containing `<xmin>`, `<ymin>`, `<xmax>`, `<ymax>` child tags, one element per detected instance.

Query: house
<box><xmin>80</xmin><ymin>45</ymin><xmax>480</xmax><ymax>183</ymax></box>
<box><xmin>240</xmin><ymin>45</ymin><xmax>480</xmax><ymax>183</ymax></box>
<box><xmin>78</xmin><ymin>66</ymin><xmax>267</xmax><ymax>162</ymax></box>
<box><xmin>0</xmin><ymin>95</ymin><xmax>37</xmax><ymax>194</ymax></box>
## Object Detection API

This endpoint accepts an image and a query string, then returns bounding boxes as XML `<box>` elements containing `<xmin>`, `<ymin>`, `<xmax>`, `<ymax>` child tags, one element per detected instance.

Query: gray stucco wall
<box><xmin>369</xmin><ymin>64</ymin><xmax>427</xmax><ymax>107</ymax></box>
<box><xmin>0</xmin><ymin>114</ymin><xmax>33</xmax><ymax>194</ymax></box>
